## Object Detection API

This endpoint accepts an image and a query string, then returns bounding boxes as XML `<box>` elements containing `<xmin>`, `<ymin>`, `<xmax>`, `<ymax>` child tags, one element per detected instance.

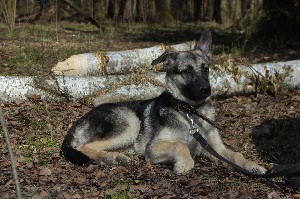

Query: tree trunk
<box><xmin>119</xmin><ymin>0</ymin><xmax>136</xmax><ymax>22</ymax></box>
<box><xmin>94</xmin><ymin>0</ymin><xmax>109</xmax><ymax>20</ymax></box>
<box><xmin>136</xmin><ymin>0</ymin><xmax>144</xmax><ymax>21</ymax></box>
<box><xmin>194</xmin><ymin>0</ymin><xmax>202</xmax><ymax>22</ymax></box>
<box><xmin>3</xmin><ymin>60</ymin><xmax>300</xmax><ymax>103</ymax></box>
<box><xmin>250</xmin><ymin>0</ymin><xmax>263</xmax><ymax>21</ymax></box>
<box><xmin>201</xmin><ymin>0</ymin><xmax>214</xmax><ymax>21</ymax></box>
<box><xmin>154</xmin><ymin>0</ymin><xmax>173</xmax><ymax>24</ymax></box>
<box><xmin>220</xmin><ymin>0</ymin><xmax>242</xmax><ymax>27</ymax></box>
<box><xmin>213</xmin><ymin>0</ymin><xmax>221</xmax><ymax>23</ymax></box>
<box><xmin>51</xmin><ymin>41</ymin><xmax>197</xmax><ymax>76</ymax></box>
<box><xmin>107</xmin><ymin>0</ymin><xmax>121</xmax><ymax>20</ymax></box>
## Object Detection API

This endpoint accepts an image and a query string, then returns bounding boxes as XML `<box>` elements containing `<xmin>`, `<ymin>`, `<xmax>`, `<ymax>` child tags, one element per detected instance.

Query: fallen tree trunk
<box><xmin>51</xmin><ymin>41</ymin><xmax>196</xmax><ymax>76</ymax></box>
<box><xmin>2</xmin><ymin>60</ymin><xmax>300</xmax><ymax>104</ymax></box>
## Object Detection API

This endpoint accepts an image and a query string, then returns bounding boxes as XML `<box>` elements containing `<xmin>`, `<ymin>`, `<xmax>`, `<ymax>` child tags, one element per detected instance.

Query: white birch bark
<box><xmin>1</xmin><ymin>60</ymin><xmax>299</xmax><ymax>104</ymax></box>
<box><xmin>51</xmin><ymin>41</ymin><xmax>196</xmax><ymax>76</ymax></box>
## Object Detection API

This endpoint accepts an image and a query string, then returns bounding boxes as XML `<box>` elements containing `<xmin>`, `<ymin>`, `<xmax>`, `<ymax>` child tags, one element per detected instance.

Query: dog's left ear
<box><xmin>151</xmin><ymin>50</ymin><xmax>178</xmax><ymax>66</ymax></box>
<box><xmin>195</xmin><ymin>29</ymin><xmax>212</xmax><ymax>60</ymax></box>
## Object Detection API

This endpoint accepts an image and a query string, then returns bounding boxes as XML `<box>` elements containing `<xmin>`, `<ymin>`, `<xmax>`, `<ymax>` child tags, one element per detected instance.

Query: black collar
<box><xmin>168</xmin><ymin>94</ymin><xmax>222</xmax><ymax>131</ymax></box>
<box><xmin>169</xmin><ymin>96</ymin><xmax>203</xmax><ymax>115</ymax></box>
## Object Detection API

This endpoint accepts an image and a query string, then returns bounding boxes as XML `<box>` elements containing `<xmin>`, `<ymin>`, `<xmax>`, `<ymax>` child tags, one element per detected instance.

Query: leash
<box><xmin>169</xmin><ymin>97</ymin><xmax>300</xmax><ymax>178</ymax></box>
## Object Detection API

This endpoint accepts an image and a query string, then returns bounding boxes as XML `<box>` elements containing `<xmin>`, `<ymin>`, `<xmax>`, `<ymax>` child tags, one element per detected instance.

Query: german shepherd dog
<box><xmin>61</xmin><ymin>29</ymin><xmax>267</xmax><ymax>174</ymax></box>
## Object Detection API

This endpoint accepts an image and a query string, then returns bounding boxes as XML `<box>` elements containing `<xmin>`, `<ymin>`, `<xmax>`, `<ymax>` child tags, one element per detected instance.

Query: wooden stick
<box><xmin>0</xmin><ymin>107</ymin><xmax>21</xmax><ymax>198</ymax></box>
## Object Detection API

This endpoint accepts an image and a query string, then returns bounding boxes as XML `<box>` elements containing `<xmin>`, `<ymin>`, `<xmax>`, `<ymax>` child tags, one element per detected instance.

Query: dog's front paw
<box><xmin>246</xmin><ymin>163</ymin><xmax>267</xmax><ymax>174</ymax></box>
<box><xmin>115</xmin><ymin>153</ymin><xmax>131</xmax><ymax>166</ymax></box>
<box><xmin>173</xmin><ymin>159</ymin><xmax>195</xmax><ymax>174</ymax></box>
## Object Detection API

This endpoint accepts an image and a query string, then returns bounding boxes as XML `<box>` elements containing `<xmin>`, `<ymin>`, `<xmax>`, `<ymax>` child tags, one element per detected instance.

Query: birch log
<box><xmin>51</xmin><ymin>41</ymin><xmax>196</xmax><ymax>76</ymax></box>
<box><xmin>1</xmin><ymin>60</ymin><xmax>300</xmax><ymax>104</ymax></box>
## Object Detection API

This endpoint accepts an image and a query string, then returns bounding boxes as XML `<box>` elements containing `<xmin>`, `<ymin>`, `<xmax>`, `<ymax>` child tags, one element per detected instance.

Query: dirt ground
<box><xmin>0</xmin><ymin>22</ymin><xmax>300</xmax><ymax>198</ymax></box>
<box><xmin>1</xmin><ymin>91</ymin><xmax>299</xmax><ymax>198</ymax></box>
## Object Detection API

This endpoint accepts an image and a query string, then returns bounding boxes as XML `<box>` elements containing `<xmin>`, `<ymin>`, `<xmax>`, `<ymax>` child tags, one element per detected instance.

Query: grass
<box><xmin>18</xmin><ymin>131</ymin><xmax>59</xmax><ymax>163</ymax></box>
<box><xmin>1</xmin><ymin>20</ymin><xmax>299</xmax><ymax>76</ymax></box>
<box><xmin>0</xmin><ymin>23</ymin><xmax>112</xmax><ymax>76</ymax></box>
<box><xmin>0</xmin><ymin>21</ymin><xmax>254</xmax><ymax>76</ymax></box>
<box><xmin>16</xmin><ymin>106</ymin><xmax>60</xmax><ymax>165</ymax></box>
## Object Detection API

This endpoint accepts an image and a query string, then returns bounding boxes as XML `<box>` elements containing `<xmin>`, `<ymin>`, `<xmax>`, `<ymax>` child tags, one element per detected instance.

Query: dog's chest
<box><xmin>155</xmin><ymin>111</ymin><xmax>195</xmax><ymax>144</ymax></box>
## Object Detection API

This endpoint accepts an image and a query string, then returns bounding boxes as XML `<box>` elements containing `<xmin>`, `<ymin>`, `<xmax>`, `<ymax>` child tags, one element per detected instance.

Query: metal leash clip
<box><xmin>186</xmin><ymin>113</ymin><xmax>199</xmax><ymax>135</ymax></box>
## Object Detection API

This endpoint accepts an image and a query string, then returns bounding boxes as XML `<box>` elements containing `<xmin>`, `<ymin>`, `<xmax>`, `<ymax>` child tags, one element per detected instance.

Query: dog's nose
<box><xmin>200</xmin><ymin>87</ymin><xmax>211</xmax><ymax>96</ymax></box>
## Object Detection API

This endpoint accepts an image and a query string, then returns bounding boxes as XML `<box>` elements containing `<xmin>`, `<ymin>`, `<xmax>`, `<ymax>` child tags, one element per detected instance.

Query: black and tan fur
<box><xmin>61</xmin><ymin>29</ymin><xmax>267</xmax><ymax>174</ymax></box>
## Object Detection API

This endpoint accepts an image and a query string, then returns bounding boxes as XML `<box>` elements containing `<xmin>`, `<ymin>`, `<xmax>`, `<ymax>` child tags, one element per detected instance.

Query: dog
<box><xmin>61</xmin><ymin>29</ymin><xmax>267</xmax><ymax>174</ymax></box>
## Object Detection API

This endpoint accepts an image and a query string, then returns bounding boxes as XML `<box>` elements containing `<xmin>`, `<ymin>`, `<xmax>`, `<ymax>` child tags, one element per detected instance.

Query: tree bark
<box><xmin>3</xmin><ymin>60</ymin><xmax>300</xmax><ymax>103</ymax></box>
<box><xmin>220</xmin><ymin>0</ymin><xmax>242</xmax><ymax>27</ymax></box>
<box><xmin>194</xmin><ymin>0</ymin><xmax>202</xmax><ymax>22</ymax></box>
<box><xmin>154</xmin><ymin>0</ymin><xmax>173</xmax><ymax>24</ymax></box>
<box><xmin>51</xmin><ymin>41</ymin><xmax>197</xmax><ymax>76</ymax></box>
<box><xmin>118</xmin><ymin>0</ymin><xmax>136</xmax><ymax>21</ymax></box>
<box><xmin>213</xmin><ymin>0</ymin><xmax>221</xmax><ymax>23</ymax></box>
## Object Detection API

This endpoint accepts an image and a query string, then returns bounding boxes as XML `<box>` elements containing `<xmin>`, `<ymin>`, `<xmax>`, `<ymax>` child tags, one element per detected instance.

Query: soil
<box><xmin>0</xmin><ymin>22</ymin><xmax>300</xmax><ymax>198</ymax></box>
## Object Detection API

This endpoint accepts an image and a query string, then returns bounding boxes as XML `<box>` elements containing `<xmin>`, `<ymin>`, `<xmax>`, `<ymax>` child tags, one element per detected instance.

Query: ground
<box><xmin>1</xmin><ymin>92</ymin><xmax>299</xmax><ymax>198</ymax></box>
<box><xmin>0</xmin><ymin>22</ymin><xmax>300</xmax><ymax>198</ymax></box>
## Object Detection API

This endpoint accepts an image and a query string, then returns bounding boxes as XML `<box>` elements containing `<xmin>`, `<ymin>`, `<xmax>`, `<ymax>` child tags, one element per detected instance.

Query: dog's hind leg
<box><xmin>75</xmin><ymin>107</ymin><xmax>141</xmax><ymax>166</ymax></box>
<box><xmin>77</xmin><ymin>146</ymin><xmax>132</xmax><ymax>166</ymax></box>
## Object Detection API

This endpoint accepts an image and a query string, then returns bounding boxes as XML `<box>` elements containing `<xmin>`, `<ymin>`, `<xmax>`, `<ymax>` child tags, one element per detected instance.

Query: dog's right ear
<box><xmin>151</xmin><ymin>51</ymin><xmax>178</xmax><ymax>66</ymax></box>
<box><xmin>195</xmin><ymin>29</ymin><xmax>212</xmax><ymax>59</ymax></box>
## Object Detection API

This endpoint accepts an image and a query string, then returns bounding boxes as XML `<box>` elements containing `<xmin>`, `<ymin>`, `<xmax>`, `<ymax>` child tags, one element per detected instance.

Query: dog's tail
<box><xmin>60</xmin><ymin>133</ymin><xmax>91</xmax><ymax>166</ymax></box>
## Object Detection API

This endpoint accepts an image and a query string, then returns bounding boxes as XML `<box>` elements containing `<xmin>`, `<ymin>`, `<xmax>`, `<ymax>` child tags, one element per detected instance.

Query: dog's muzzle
<box><xmin>200</xmin><ymin>87</ymin><xmax>211</xmax><ymax>97</ymax></box>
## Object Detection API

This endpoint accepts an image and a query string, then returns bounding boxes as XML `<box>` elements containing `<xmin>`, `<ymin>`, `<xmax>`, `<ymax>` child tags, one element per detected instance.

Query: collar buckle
<box><xmin>186</xmin><ymin>113</ymin><xmax>199</xmax><ymax>135</ymax></box>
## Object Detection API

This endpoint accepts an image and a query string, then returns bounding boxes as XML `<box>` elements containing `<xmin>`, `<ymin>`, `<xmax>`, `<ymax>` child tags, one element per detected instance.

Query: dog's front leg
<box><xmin>146</xmin><ymin>141</ymin><xmax>194</xmax><ymax>174</ymax></box>
<box><xmin>204</xmin><ymin>129</ymin><xmax>267</xmax><ymax>174</ymax></box>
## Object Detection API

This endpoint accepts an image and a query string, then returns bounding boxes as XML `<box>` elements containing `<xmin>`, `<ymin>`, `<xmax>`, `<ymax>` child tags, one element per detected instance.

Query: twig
<box><xmin>0</xmin><ymin>106</ymin><xmax>21</xmax><ymax>198</ymax></box>
<box><xmin>62</xmin><ymin>0</ymin><xmax>101</xmax><ymax>28</ymax></box>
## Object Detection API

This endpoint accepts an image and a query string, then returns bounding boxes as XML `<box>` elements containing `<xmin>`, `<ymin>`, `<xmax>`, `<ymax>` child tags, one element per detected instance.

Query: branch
<box><xmin>0</xmin><ymin>107</ymin><xmax>21</xmax><ymax>198</ymax></box>
<box><xmin>62</xmin><ymin>0</ymin><xmax>101</xmax><ymax>28</ymax></box>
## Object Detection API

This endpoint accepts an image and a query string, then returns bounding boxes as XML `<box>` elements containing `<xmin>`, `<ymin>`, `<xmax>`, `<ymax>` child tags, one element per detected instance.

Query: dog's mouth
<box><xmin>181</xmin><ymin>86</ymin><xmax>212</xmax><ymax>101</ymax></box>
<box><xmin>199</xmin><ymin>87</ymin><xmax>212</xmax><ymax>98</ymax></box>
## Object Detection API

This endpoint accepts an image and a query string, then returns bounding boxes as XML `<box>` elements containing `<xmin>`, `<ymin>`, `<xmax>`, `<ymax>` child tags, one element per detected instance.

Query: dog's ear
<box><xmin>195</xmin><ymin>29</ymin><xmax>212</xmax><ymax>59</ymax></box>
<box><xmin>151</xmin><ymin>51</ymin><xmax>178</xmax><ymax>66</ymax></box>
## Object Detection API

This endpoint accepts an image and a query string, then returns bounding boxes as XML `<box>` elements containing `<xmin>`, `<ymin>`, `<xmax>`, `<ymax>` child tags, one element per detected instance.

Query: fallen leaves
<box><xmin>1</xmin><ymin>92</ymin><xmax>300</xmax><ymax>198</ymax></box>
<box><xmin>39</xmin><ymin>168</ymin><xmax>52</xmax><ymax>176</ymax></box>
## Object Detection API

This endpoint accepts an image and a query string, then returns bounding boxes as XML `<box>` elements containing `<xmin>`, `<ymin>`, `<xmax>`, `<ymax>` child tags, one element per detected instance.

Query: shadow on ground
<box><xmin>122</xmin><ymin>24</ymin><xmax>300</xmax><ymax>60</ymax></box>
<box><xmin>252</xmin><ymin>118</ymin><xmax>300</xmax><ymax>187</ymax></box>
<box><xmin>252</xmin><ymin>118</ymin><xmax>300</xmax><ymax>164</ymax></box>
<box><xmin>124</xmin><ymin>26</ymin><xmax>240</xmax><ymax>54</ymax></box>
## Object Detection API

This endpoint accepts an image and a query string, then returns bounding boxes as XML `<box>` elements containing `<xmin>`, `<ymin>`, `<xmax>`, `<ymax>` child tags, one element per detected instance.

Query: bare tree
<box><xmin>0</xmin><ymin>0</ymin><xmax>17</xmax><ymax>33</ymax></box>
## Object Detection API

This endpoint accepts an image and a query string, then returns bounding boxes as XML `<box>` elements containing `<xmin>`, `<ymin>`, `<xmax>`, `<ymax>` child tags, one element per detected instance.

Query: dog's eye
<box><xmin>181</xmin><ymin>65</ymin><xmax>193</xmax><ymax>74</ymax></box>
<box><xmin>182</xmin><ymin>69</ymin><xmax>191</xmax><ymax>74</ymax></box>
<box><xmin>201</xmin><ymin>63</ymin><xmax>209</xmax><ymax>73</ymax></box>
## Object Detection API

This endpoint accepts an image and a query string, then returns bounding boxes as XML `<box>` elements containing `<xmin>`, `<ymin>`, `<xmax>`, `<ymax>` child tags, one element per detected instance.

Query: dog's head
<box><xmin>152</xmin><ymin>29</ymin><xmax>212</xmax><ymax>105</ymax></box>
